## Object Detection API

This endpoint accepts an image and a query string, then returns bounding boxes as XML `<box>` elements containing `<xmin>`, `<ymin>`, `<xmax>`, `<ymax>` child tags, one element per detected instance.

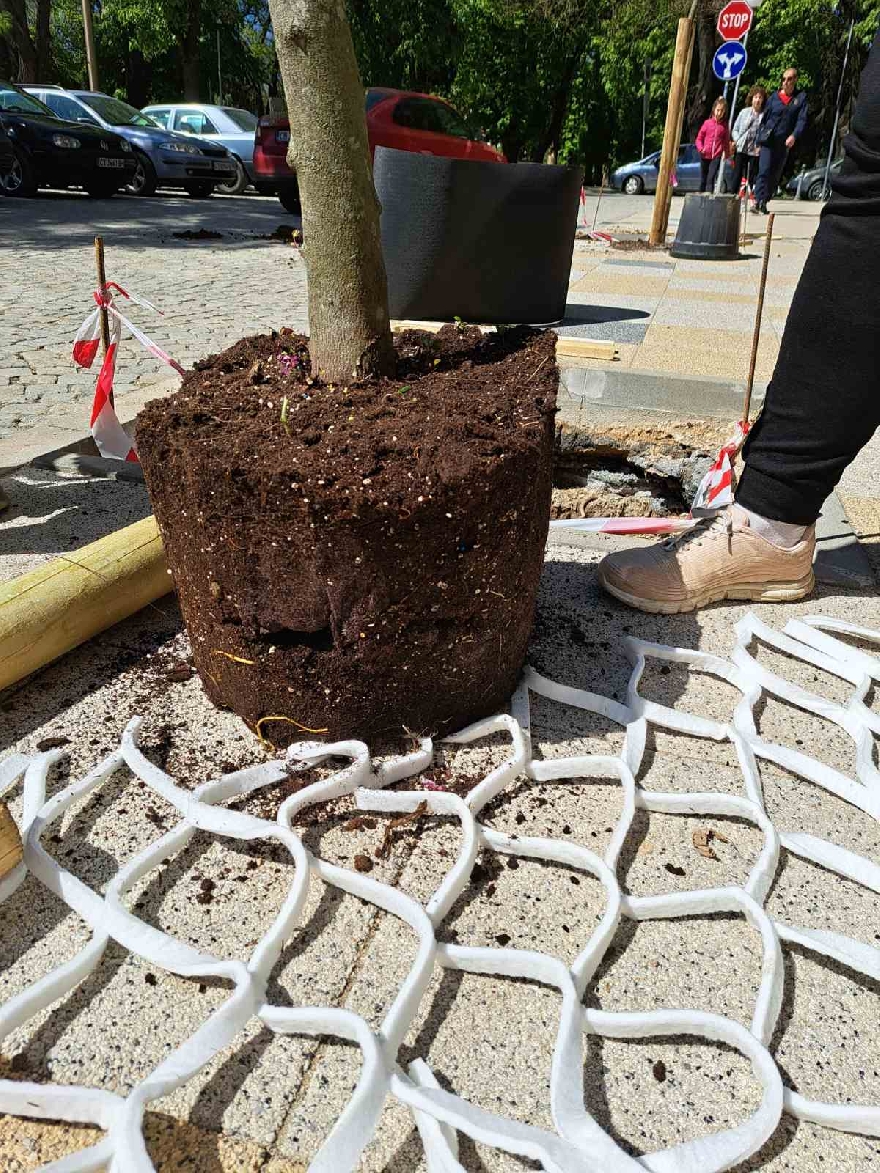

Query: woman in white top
<box><xmin>732</xmin><ymin>86</ymin><xmax>767</xmax><ymax>195</ymax></box>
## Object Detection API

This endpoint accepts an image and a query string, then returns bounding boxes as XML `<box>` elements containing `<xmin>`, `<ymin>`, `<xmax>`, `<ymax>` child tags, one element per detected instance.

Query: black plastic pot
<box><xmin>374</xmin><ymin>147</ymin><xmax>583</xmax><ymax>324</ymax></box>
<box><xmin>670</xmin><ymin>192</ymin><xmax>741</xmax><ymax>260</ymax></box>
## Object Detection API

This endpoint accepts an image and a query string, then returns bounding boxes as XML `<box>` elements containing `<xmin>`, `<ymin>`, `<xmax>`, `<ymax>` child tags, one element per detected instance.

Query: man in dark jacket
<box><xmin>753</xmin><ymin>67</ymin><xmax>808</xmax><ymax>212</ymax></box>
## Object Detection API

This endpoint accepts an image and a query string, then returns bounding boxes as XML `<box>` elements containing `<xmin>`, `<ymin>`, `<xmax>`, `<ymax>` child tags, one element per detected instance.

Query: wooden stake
<box><xmin>743</xmin><ymin>212</ymin><xmax>775</xmax><ymax>425</ymax></box>
<box><xmin>94</xmin><ymin>235</ymin><xmax>110</xmax><ymax>356</ymax></box>
<box><xmin>0</xmin><ymin>516</ymin><xmax>169</xmax><ymax>693</ymax></box>
<box><xmin>649</xmin><ymin>10</ymin><xmax>697</xmax><ymax>247</ymax></box>
<box><xmin>591</xmin><ymin>182</ymin><xmax>605</xmax><ymax>233</ymax></box>
<box><xmin>94</xmin><ymin>234</ymin><xmax>113</xmax><ymax>408</ymax></box>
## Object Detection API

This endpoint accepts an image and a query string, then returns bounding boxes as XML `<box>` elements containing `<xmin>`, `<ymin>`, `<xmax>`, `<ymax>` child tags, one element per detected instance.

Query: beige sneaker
<box><xmin>0</xmin><ymin>802</ymin><xmax>23</xmax><ymax>879</ymax></box>
<box><xmin>598</xmin><ymin>508</ymin><xmax>816</xmax><ymax>614</ymax></box>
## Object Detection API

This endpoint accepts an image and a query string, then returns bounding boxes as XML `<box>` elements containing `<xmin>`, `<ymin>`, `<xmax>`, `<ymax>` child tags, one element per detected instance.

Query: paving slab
<box><xmin>2</xmin><ymin>463</ymin><xmax>879</xmax><ymax>1172</ymax></box>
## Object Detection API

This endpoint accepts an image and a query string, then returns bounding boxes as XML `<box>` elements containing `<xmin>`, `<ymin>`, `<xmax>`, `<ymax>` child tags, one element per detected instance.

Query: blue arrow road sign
<box><xmin>713</xmin><ymin>41</ymin><xmax>748</xmax><ymax>81</ymax></box>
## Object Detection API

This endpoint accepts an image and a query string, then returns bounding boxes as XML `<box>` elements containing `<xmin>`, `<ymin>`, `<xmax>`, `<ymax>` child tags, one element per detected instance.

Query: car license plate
<box><xmin>97</xmin><ymin>158</ymin><xmax>126</xmax><ymax>168</ymax></box>
<box><xmin>213</xmin><ymin>161</ymin><xmax>235</xmax><ymax>172</ymax></box>
<box><xmin>275</xmin><ymin>130</ymin><xmax>290</xmax><ymax>143</ymax></box>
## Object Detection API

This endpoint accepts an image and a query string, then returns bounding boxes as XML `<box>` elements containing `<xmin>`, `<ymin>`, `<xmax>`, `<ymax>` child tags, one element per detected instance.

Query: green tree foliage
<box><xmin>1</xmin><ymin>0</ymin><xmax>876</xmax><ymax>167</ymax></box>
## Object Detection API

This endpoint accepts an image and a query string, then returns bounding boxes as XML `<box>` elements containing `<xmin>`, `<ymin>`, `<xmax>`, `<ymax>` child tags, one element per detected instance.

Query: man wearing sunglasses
<box><xmin>752</xmin><ymin>67</ymin><xmax>808</xmax><ymax>213</ymax></box>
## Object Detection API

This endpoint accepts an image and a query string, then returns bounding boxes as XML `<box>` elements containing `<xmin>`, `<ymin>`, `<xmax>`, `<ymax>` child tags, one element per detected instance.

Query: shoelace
<box><xmin>661</xmin><ymin>511</ymin><xmax>735</xmax><ymax>553</ymax></box>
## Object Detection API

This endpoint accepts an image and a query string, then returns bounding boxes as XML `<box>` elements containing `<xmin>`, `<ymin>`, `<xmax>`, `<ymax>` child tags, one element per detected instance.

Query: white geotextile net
<box><xmin>1</xmin><ymin>610</ymin><xmax>880</xmax><ymax>1172</ymax></box>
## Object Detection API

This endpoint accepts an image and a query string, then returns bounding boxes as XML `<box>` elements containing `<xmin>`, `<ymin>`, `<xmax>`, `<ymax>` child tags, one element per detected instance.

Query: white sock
<box><xmin>733</xmin><ymin>504</ymin><xmax>808</xmax><ymax>548</ymax></box>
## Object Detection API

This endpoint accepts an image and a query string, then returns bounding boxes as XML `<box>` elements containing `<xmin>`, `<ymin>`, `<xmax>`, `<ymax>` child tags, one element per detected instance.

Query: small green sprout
<box><xmin>280</xmin><ymin>396</ymin><xmax>290</xmax><ymax>435</ymax></box>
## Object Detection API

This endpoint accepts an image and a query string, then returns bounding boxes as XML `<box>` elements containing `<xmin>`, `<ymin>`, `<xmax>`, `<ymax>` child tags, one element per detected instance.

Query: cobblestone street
<box><xmin>0</xmin><ymin>190</ymin><xmax>308</xmax><ymax>470</ymax></box>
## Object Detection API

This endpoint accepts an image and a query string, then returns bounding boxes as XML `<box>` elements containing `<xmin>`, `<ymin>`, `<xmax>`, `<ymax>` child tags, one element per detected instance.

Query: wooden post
<box><xmin>81</xmin><ymin>0</ymin><xmax>100</xmax><ymax>92</ymax></box>
<box><xmin>649</xmin><ymin>11</ymin><xmax>697</xmax><ymax>246</ymax></box>
<box><xmin>94</xmin><ymin>235</ymin><xmax>113</xmax><ymax>409</ymax></box>
<box><xmin>0</xmin><ymin>516</ymin><xmax>170</xmax><ymax>692</ymax></box>
<box><xmin>94</xmin><ymin>236</ymin><xmax>110</xmax><ymax>355</ymax></box>
<box><xmin>743</xmin><ymin>212</ymin><xmax>775</xmax><ymax>424</ymax></box>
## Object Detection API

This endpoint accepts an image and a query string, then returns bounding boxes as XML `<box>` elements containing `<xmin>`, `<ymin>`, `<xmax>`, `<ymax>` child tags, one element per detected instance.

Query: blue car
<box><xmin>23</xmin><ymin>85</ymin><xmax>237</xmax><ymax>197</ymax></box>
<box><xmin>611</xmin><ymin>144</ymin><xmax>734</xmax><ymax>194</ymax></box>
<box><xmin>142</xmin><ymin>103</ymin><xmax>260</xmax><ymax>195</ymax></box>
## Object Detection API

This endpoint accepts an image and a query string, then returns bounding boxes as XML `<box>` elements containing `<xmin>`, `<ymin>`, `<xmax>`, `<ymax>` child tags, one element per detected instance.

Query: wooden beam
<box><xmin>649</xmin><ymin>14</ymin><xmax>696</xmax><ymax>247</ymax></box>
<box><xmin>555</xmin><ymin>338</ymin><xmax>618</xmax><ymax>361</ymax></box>
<box><xmin>0</xmin><ymin>516</ymin><xmax>170</xmax><ymax>692</ymax></box>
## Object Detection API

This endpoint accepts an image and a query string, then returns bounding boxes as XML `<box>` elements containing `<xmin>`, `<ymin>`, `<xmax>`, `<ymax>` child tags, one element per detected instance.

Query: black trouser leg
<box><xmin>699</xmin><ymin>157</ymin><xmax>711</xmax><ymax>191</ymax></box>
<box><xmin>755</xmin><ymin>143</ymin><xmax>785</xmax><ymax>205</ymax></box>
<box><xmin>737</xmin><ymin>30</ymin><xmax>880</xmax><ymax>525</ymax></box>
<box><xmin>732</xmin><ymin>152</ymin><xmax>745</xmax><ymax>191</ymax></box>
<box><xmin>747</xmin><ymin>154</ymin><xmax>759</xmax><ymax>188</ymax></box>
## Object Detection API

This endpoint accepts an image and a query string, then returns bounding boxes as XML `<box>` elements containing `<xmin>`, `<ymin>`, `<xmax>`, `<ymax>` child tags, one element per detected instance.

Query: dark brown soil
<box><xmin>172</xmin><ymin>228</ymin><xmax>224</xmax><ymax>241</ymax></box>
<box><xmin>137</xmin><ymin>326</ymin><xmax>557</xmax><ymax>745</ymax></box>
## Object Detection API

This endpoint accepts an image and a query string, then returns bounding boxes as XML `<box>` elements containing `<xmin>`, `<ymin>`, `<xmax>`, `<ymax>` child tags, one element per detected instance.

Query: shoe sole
<box><xmin>0</xmin><ymin>803</ymin><xmax>22</xmax><ymax>879</ymax></box>
<box><xmin>598</xmin><ymin>570</ymin><xmax>815</xmax><ymax>615</ymax></box>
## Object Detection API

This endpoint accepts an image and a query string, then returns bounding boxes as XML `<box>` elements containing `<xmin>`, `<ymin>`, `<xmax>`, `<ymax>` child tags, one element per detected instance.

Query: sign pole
<box><xmin>649</xmin><ymin>7</ymin><xmax>697</xmax><ymax>246</ymax></box>
<box><xmin>823</xmin><ymin>16</ymin><xmax>855</xmax><ymax>200</ymax></box>
<box><xmin>714</xmin><ymin>81</ymin><xmax>731</xmax><ymax>194</ymax></box>
<box><xmin>727</xmin><ymin>27</ymin><xmax>750</xmax><ymax>197</ymax></box>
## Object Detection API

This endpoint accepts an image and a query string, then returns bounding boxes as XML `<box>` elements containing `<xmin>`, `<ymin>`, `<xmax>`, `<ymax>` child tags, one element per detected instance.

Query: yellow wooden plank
<box><xmin>0</xmin><ymin>515</ymin><xmax>170</xmax><ymax>691</ymax></box>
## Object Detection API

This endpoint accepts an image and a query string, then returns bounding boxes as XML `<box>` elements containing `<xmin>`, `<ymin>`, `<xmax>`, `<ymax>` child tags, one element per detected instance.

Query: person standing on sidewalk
<box><xmin>732</xmin><ymin>86</ymin><xmax>767</xmax><ymax>196</ymax></box>
<box><xmin>753</xmin><ymin>68</ymin><xmax>808</xmax><ymax>212</ymax></box>
<box><xmin>597</xmin><ymin>31</ymin><xmax>880</xmax><ymax>615</ymax></box>
<box><xmin>696</xmin><ymin>97</ymin><xmax>732</xmax><ymax>191</ymax></box>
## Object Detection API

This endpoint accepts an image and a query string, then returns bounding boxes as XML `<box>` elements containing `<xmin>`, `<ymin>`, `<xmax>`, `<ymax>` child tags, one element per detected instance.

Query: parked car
<box><xmin>141</xmin><ymin>103</ymin><xmax>259</xmax><ymax>195</ymax></box>
<box><xmin>255</xmin><ymin>87</ymin><xmax>507</xmax><ymax>214</ymax></box>
<box><xmin>23</xmin><ymin>85</ymin><xmax>237</xmax><ymax>197</ymax></box>
<box><xmin>0</xmin><ymin>80</ymin><xmax>135</xmax><ymax>197</ymax></box>
<box><xmin>787</xmin><ymin>158</ymin><xmax>842</xmax><ymax>201</ymax></box>
<box><xmin>611</xmin><ymin>144</ymin><xmax>735</xmax><ymax>194</ymax></box>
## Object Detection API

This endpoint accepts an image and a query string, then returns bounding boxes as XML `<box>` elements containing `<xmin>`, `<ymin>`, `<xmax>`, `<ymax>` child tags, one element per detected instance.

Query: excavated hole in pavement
<box><xmin>551</xmin><ymin>419</ymin><xmax>730</xmax><ymax>520</ymax></box>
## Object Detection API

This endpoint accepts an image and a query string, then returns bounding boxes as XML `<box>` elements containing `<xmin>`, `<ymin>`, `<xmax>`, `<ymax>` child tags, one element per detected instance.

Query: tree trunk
<box><xmin>2</xmin><ymin>0</ymin><xmax>38</xmax><ymax>81</ymax></box>
<box><xmin>530</xmin><ymin>55</ymin><xmax>579</xmax><ymax>164</ymax></box>
<box><xmin>269</xmin><ymin>0</ymin><xmax>394</xmax><ymax>382</ymax></box>
<box><xmin>686</xmin><ymin>6</ymin><xmax>716</xmax><ymax>139</ymax></box>
<box><xmin>181</xmin><ymin>0</ymin><xmax>201</xmax><ymax>101</ymax></box>
<box><xmin>125</xmin><ymin>46</ymin><xmax>152</xmax><ymax>110</ymax></box>
<box><xmin>35</xmin><ymin>0</ymin><xmax>50</xmax><ymax>79</ymax></box>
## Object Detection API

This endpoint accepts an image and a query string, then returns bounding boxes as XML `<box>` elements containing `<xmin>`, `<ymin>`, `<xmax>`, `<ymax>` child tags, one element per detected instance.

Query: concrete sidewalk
<box><xmin>1</xmin><ymin>469</ymin><xmax>879</xmax><ymax>1173</ymax></box>
<box><xmin>562</xmin><ymin>199</ymin><xmax>821</xmax><ymax>382</ymax></box>
<box><xmin>2</xmin><ymin>191</ymin><xmax>880</xmax><ymax>1173</ymax></box>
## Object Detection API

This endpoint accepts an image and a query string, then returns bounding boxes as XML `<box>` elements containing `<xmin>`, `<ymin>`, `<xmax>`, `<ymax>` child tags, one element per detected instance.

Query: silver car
<box><xmin>23</xmin><ymin>85</ymin><xmax>237</xmax><ymax>197</ymax></box>
<box><xmin>611</xmin><ymin>144</ymin><xmax>734</xmax><ymax>194</ymax></box>
<box><xmin>787</xmin><ymin>158</ymin><xmax>842</xmax><ymax>201</ymax></box>
<box><xmin>142</xmin><ymin>103</ymin><xmax>259</xmax><ymax>195</ymax></box>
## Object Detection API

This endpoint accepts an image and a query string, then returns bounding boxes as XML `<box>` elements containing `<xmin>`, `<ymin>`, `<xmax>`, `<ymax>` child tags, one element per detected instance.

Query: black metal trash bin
<box><xmin>670</xmin><ymin>192</ymin><xmax>740</xmax><ymax>260</ymax></box>
<box><xmin>374</xmin><ymin>147</ymin><xmax>583</xmax><ymax>324</ymax></box>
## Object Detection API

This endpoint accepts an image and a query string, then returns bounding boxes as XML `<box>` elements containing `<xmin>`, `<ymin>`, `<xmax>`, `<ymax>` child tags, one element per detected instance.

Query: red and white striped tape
<box><xmin>73</xmin><ymin>282</ymin><xmax>184</xmax><ymax>462</ymax></box>
<box><xmin>549</xmin><ymin>420</ymin><xmax>750</xmax><ymax>537</ymax></box>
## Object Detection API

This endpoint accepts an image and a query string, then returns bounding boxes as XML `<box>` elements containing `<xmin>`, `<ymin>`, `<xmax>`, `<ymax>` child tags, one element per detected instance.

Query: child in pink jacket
<box><xmin>696</xmin><ymin>97</ymin><xmax>732</xmax><ymax>192</ymax></box>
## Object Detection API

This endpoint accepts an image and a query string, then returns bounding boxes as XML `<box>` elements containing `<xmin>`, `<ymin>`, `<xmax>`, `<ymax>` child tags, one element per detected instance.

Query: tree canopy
<box><xmin>1</xmin><ymin>0</ymin><xmax>877</xmax><ymax>172</ymax></box>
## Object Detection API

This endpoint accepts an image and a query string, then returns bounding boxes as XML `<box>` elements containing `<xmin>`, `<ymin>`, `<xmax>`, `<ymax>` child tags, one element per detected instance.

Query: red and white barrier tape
<box><xmin>73</xmin><ymin>282</ymin><xmax>184</xmax><ymax>462</ymax></box>
<box><xmin>549</xmin><ymin>420</ymin><xmax>750</xmax><ymax>536</ymax></box>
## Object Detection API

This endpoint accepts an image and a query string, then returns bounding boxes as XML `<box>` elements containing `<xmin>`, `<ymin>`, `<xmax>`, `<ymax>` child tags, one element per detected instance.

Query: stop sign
<box><xmin>717</xmin><ymin>0</ymin><xmax>753</xmax><ymax>40</ymax></box>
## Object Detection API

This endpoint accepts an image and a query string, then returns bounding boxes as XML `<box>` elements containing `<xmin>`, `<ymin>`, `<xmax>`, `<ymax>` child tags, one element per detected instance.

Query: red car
<box><xmin>254</xmin><ymin>87</ymin><xmax>506</xmax><ymax>213</ymax></box>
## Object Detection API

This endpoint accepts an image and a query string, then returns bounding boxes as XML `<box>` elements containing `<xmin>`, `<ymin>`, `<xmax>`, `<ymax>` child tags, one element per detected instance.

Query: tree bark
<box><xmin>269</xmin><ymin>0</ymin><xmax>394</xmax><ymax>382</ymax></box>
<box><xmin>530</xmin><ymin>55</ymin><xmax>579</xmax><ymax>164</ymax></box>
<box><xmin>181</xmin><ymin>0</ymin><xmax>201</xmax><ymax>101</ymax></box>
<box><xmin>2</xmin><ymin>0</ymin><xmax>38</xmax><ymax>81</ymax></box>
<box><xmin>125</xmin><ymin>47</ymin><xmax>152</xmax><ymax>110</ymax></box>
<box><xmin>35</xmin><ymin>0</ymin><xmax>50</xmax><ymax>79</ymax></box>
<box><xmin>686</xmin><ymin>4</ymin><xmax>717</xmax><ymax>138</ymax></box>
